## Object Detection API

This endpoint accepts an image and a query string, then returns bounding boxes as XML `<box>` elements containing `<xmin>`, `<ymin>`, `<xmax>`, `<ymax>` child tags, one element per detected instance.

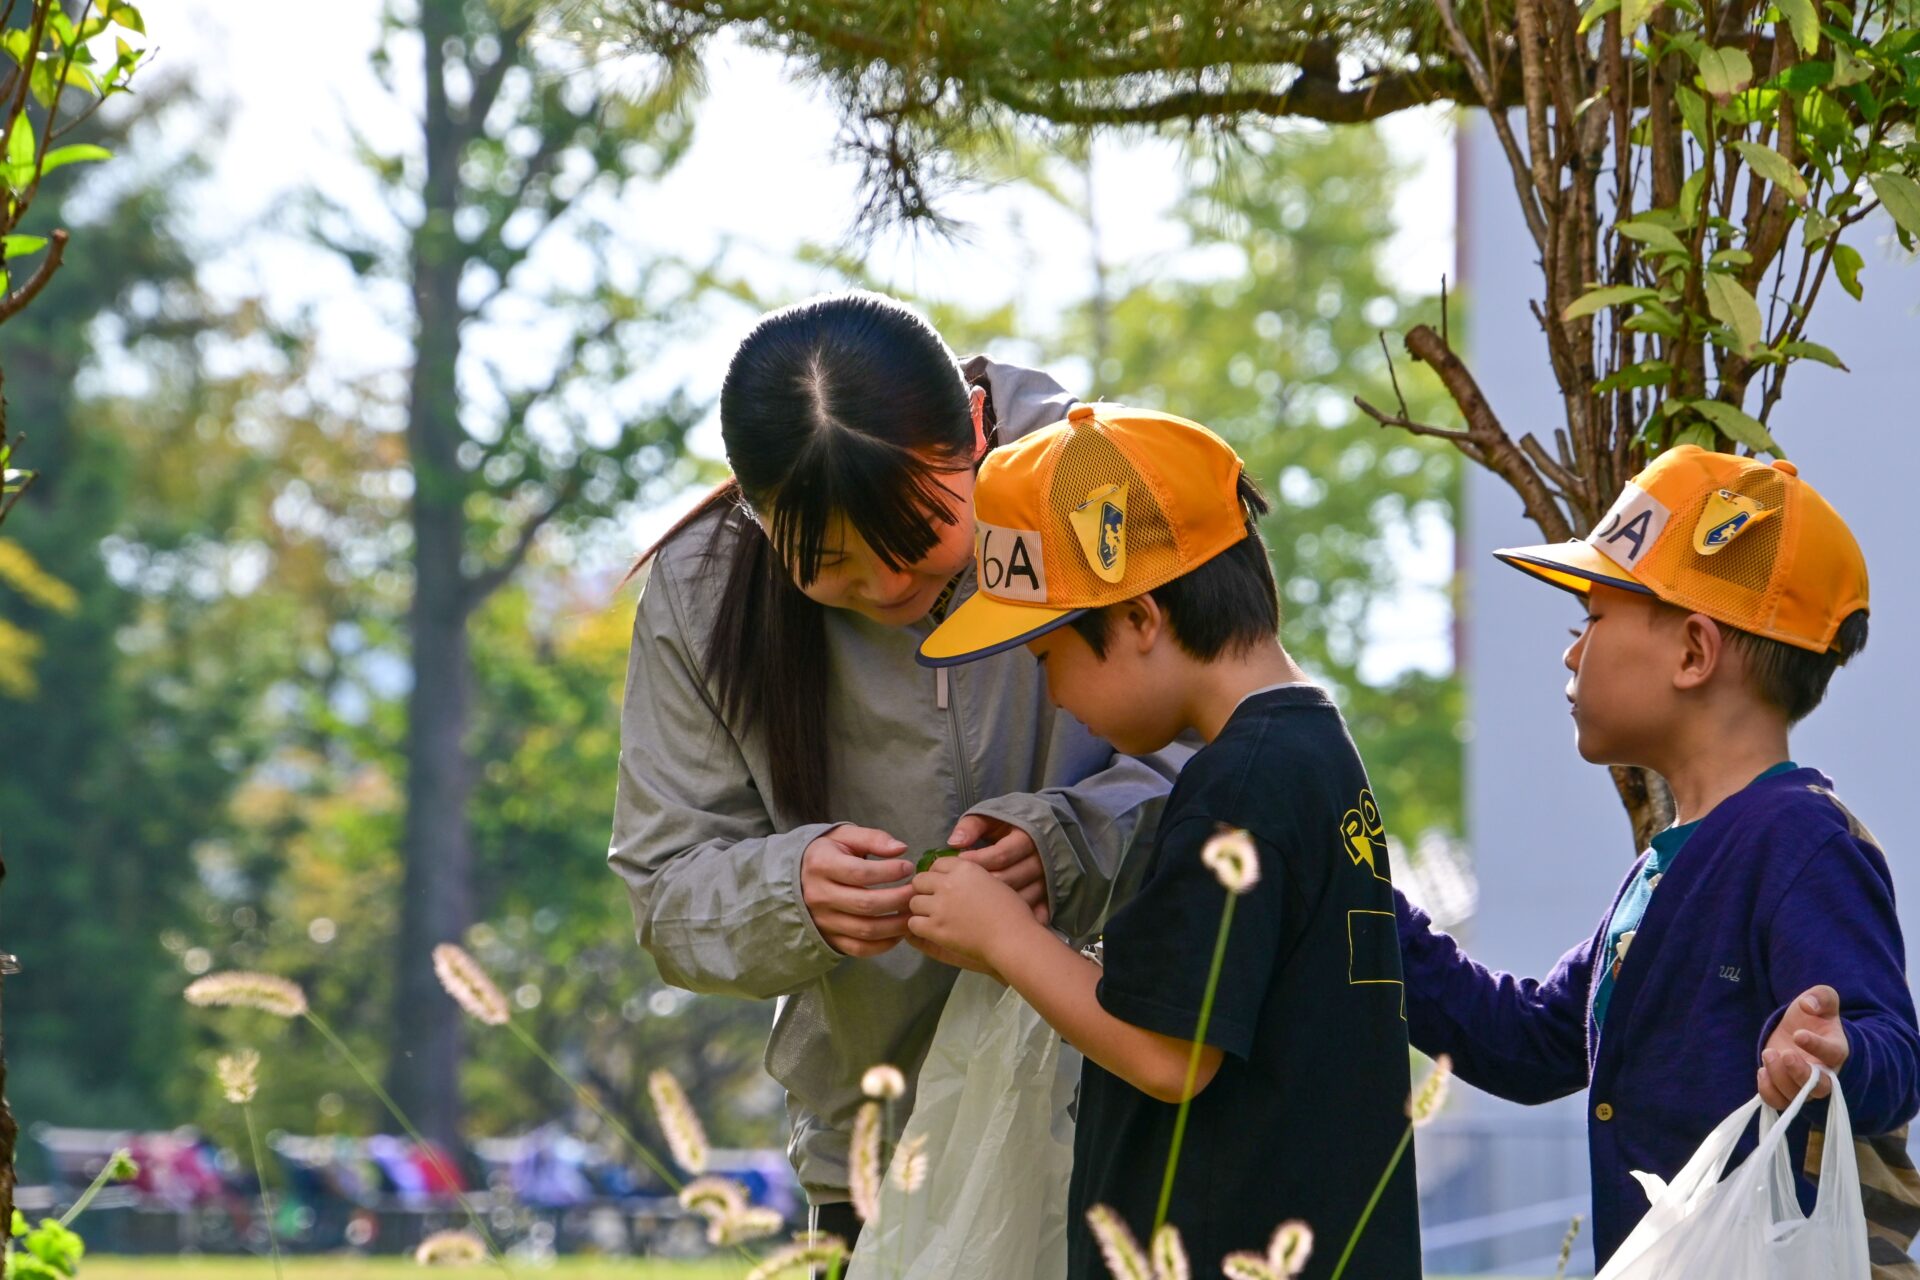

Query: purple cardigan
<box><xmin>1397</xmin><ymin>766</ymin><xmax>1920</xmax><ymax>1266</ymax></box>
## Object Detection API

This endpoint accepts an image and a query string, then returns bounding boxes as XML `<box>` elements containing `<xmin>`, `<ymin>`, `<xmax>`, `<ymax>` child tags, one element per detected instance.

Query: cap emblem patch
<box><xmin>1068</xmin><ymin>482</ymin><xmax>1129</xmax><ymax>584</ymax></box>
<box><xmin>1693</xmin><ymin>488</ymin><xmax>1775</xmax><ymax>556</ymax></box>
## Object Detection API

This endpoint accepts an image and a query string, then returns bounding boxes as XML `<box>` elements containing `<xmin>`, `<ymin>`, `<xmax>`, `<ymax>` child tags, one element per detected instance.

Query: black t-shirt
<box><xmin>1066</xmin><ymin>686</ymin><xmax>1421</xmax><ymax>1280</ymax></box>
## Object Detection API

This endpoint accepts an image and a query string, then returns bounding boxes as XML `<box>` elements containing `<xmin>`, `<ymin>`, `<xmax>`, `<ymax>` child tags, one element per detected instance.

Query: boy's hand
<box><xmin>949</xmin><ymin>814</ymin><xmax>1050</xmax><ymax>927</ymax></box>
<box><xmin>904</xmin><ymin>935</ymin><xmax>1004</xmax><ymax>982</ymax></box>
<box><xmin>1759</xmin><ymin>984</ymin><xmax>1851</xmax><ymax>1107</ymax></box>
<box><xmin>907</xmin><ymin>857</ymin><xmax>1035</xmax><ymax>968</ymax></box>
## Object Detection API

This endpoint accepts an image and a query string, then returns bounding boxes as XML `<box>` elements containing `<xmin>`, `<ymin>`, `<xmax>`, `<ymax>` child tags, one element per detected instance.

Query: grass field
<box><xmin>70</xmin><ymin>1267</ymin><xmax>1516</xmax><ymax>1280</ymax></box>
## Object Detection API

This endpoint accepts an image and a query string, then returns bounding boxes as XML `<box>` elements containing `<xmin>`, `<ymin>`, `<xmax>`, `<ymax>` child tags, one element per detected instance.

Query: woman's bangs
<box><xmin>766</xmin><ymin>436</ymin><xmax>970</xmax><ymax>585</ymax></box>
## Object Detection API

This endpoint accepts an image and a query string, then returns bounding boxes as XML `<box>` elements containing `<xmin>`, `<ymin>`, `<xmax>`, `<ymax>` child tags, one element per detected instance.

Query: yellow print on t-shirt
<box><xmin>1341</xmin><ymin>789</ymin><xmax>1391</xmax><ymax>884</ymax></box>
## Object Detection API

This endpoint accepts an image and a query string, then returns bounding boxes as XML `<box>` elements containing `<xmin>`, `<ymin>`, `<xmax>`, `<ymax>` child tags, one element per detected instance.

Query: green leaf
<box><xmin>1623</xmin><ymin>302</ymin><xmax>1686</xmax><ymax>337</ymax></box>
<box><xmin>1679</xmin><ymin>167</ymin><xmax>1710</xmax><ymax>221</ymax></box>
<box><xmin>1870</xmin><ymin>172</ymin><xmax>1920</xmax><ymax>238</ymax></box>
<box><xmin>1675</xmin><ymin>83</ymin><xmax>1710</xmax><ymax>148</ymax></box>
<box><xmin>1703</xmin><ymin>273</ymin><xmax>1765</xmax><ymax>352</ymax></box>
<box><xmin>1723</xmin><ymin>88</ymin><xmax>1783</xmax><ymax>126</ymax></box>
<box><xmin>36</xmin><ymin>143</ymin><xmax>111</xmax><ymax>176</ymax></box>
<box><xmin>1698</xmin><ymin>46</ymin><xmax>1756</xmax><ymax>97</ymax></box>
<box><xmin>1775</xmin><ymin>0</ymin><xmax>1820</xmax><ymax>55</ymax></box>
<box><xmin>916</xmin><ymin>847</ymin><xmax>959</xmax><ymax>874</ymax></box>
<box><xmin>1562</xmin><ymin>284</ymin><xmax>1661</xmax><ymax>320</ymax></box>
<box><xmin>1579</xmin><ymin>0</ymin><xmax>1623</xmax><ymax>33</ymax></box>
<box><xmin>1831</xmin><ymin>42</ymin><xmax>1873</xmax><ymax>86</ymax></box>
<box><xmin>1733</xmin><ymin>140</ymin><xmax>1810</xmax><ymax>200</ymax></box>
<box><xmin>1595</xmin><ymin>360</ymin><xmax>1674</xmax><ymax>392</ymax></box>
<box><xmin>1768</xmin><ymin>60</ymin><xmax>1833</xmax><ymax>92</ymax></box>
<box><xmin>6</xmin><ymin>120</ymin><xmax>34</xmax><ymax>172</ymax></box>
<box><xmin>1801</xmin><ymin>209</ymin><xmax>1840</xmax><ymax>247</ymax></box>
<box><xmin>1693</xmin><ymin>400</ymin><xmax>1784</xmax><ymax>454</ymax></box>
<box><xmin>1781</xmin><ymin>339</ymin><xmax>1849</xmax><ymax>369</ymax></box>
<box><xmin>1623</xmin><ymin>0</ymin><xmax>1663</xmax><ymax>32</ymax></box>
<box><xmin>1617</xmin><ymin>219</ymin><xmax>1692</xmax><ymax>257</ymax></box>
<box><xmin>1831</xmin><ymin>241</ymin><xmax>1864</xmax><ymax>298</ymax></box>
<box><xmin>2</xmin><ymin>234</ymin><xmax>47</xmax><ymax>256</ymax></box>
<box><xmin>109</xmin><ymin>3</ymin><xmax>145</xmax><ymax>34</ymax></box>
<box><xmin>1669</xmin><ymin>422</ymin><xmax>1720</xmax><ymax>450</ymax></box>
<box><xmin>1709</xmin><ymin>248</ymin><xmax>1754</xmax><ymax>267</ymax></box>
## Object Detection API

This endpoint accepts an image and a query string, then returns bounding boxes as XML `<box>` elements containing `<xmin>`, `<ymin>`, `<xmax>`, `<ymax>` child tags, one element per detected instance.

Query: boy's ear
<box><xmin>1118</xmin><ymin>594</ymin><xmax>1167</xmax><ymax>653</ymax></box>
<box><xmin>970</xmin><ymin>386</ymin><xmax>989</xmax><ymax>460</ymax></box>
<box><xmin>1673</xmin><ymin>612</ymin><xmax>1726</xmax><ymax>691</ymax></box>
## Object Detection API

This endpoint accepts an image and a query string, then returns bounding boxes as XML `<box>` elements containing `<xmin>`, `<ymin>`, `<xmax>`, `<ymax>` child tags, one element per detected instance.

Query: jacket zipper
<box><xmin>943</xmin><ymin>667</ymin><xmax>976</xmax><ymax>811</ymax></box>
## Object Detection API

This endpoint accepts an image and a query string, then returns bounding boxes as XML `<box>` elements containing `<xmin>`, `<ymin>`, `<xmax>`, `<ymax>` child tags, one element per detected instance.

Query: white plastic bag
<box><xmin>1595</xmin><ymin>1067</ymin><xmax>1869</xmax><ymax>1280</ymax></box>
<box><xmin>844</xmin><ymin>970</ymin><xmax>1080</xmax><ymax>1280</ymax></box>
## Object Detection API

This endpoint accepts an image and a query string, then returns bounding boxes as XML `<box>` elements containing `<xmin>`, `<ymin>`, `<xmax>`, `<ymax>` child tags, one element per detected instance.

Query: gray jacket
<box><xmin>608</xmin><ymin>359</ymin><xmax>1180</xmax><ymax>1200</ymax></box>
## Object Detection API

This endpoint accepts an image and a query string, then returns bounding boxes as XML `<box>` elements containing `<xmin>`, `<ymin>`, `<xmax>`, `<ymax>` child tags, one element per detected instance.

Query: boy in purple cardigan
<box><xmin>1399</xmin><ymin>445</ymin><xmax>1920</xmax><ymax>1270</ymax></box>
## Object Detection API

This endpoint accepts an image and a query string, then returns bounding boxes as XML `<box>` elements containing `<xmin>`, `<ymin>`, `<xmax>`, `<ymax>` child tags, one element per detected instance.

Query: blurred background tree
<box><xmin>3</xmin><ymin>0</ymin><xmax>1464</xmax><ymax>1189</ymax></box>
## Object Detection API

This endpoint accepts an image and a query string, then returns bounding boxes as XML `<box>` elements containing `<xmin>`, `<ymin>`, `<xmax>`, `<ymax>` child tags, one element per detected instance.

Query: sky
<box><xmin>136</xmin><ymin>1</ymin><xmax>1458</xmax><ymax>679</ymax></box>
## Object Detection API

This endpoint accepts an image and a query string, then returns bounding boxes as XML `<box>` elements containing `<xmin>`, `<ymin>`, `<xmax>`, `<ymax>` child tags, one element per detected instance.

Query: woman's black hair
<box><xmin>634</xmin><ymin>292</ymin><xmax>977</xmax><ymax>821</ymax></box>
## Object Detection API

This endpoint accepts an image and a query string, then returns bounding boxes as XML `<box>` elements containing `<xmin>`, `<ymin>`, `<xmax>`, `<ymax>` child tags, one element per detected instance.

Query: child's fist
<box><xmin>906</xmin><ymin>857</ymin><xmax>1029</xmax><ymax>968</ymax></box>
<box><xmin>1758</xmin><ymin>984</ymin><xmax>1850</xmax><ymax>1108</ymax></box>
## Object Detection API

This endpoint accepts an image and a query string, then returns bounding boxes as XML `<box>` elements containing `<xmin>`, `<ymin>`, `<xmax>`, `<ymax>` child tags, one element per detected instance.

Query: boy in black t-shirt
<box><xmin>911</xmin><ymin>403</ymin><xmax>1421</xmax><ymax>1280</ymax></box>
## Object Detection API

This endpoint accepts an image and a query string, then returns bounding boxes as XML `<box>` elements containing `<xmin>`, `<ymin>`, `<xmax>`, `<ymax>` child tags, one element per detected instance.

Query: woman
<box><xmin>608</xmin><ymin>291</ymin><xmax>1177</xmax><ymax>1245</ymax></box>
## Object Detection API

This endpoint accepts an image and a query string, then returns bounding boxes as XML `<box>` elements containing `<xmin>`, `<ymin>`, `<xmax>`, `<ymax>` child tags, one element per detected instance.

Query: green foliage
<box><xmin>1558</xmin><ymin>0</ymin><xmax>1920</xmax><ymax>450</ymax></box>
<box><xmin>8</xmin><ymin>1212</ymin><xmax>83</xmax><ymax>1280</ymax></box>
<box><xmin>1069</xmin><ymin>127</ymin><xmax>1462</xmax><ymax>839</ymax></box>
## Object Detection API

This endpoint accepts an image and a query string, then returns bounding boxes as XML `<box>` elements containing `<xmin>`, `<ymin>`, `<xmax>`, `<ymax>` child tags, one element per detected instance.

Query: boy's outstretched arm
<box><xmin>1397</xmin><ymin>892</ymin><xmax>1592</xmax><ymax>1104</ymax></box>
<box><xmin>908</xmin><ymin>859</ymin><xmax>1224</xmax><ymax>1105</ymax></box>
<box><xmin>1754</xmin><ymin>828</ymin><xmax>1920</xmax><ymax>1133</ymax></box>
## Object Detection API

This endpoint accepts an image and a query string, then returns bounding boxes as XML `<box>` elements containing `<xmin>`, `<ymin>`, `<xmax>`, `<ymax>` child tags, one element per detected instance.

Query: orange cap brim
<box><xmin>917</xmin><ymin>592</ymin><xmax>1083</xmax><ymax>668</ymax></box>
<box><xmin>1494</xmin><ymin>539</ymin><xmax>1654</xmax><ymax>599</ymax></box>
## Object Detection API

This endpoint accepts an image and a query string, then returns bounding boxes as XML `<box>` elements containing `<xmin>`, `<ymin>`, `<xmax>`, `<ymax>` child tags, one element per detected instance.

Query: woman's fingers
<box><xmin>831</xmin><ymin>824</ymin><xmax>911</xmax><ymax>858</ymax></box>
<box><xmin>961</xmin><ymin>828</ymin><xmax>1033</xmax><ymax>872</ymax></box>
<box><xmin>813</xmin><ymin>881</ymin><xmax>914</xmax><ymax>919</ymax></box>
<box><xmin>812</xmin><ymin>905</ymin><xmax>912</xmax><ymax>943</ymax></box>
<box><xmin>994</xmin><ymin>855</ymin><xmax>1044</xmax><ymax>893</ymax></box>
<box><xmin>947</xmin><ymin>813</ymin><xmax>999</xmax><ymax>849</ymax></box>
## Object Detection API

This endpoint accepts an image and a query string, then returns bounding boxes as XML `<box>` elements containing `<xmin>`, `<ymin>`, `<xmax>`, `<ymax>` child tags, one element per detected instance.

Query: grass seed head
<box><xmin>431</xmin><ymin>943</ymin><xmax>510</xmax><ymax>1026</ymax></box>
<box><xmin>183</xmin><ymin>971</ymin><xmax>309</xmax><ymax>1019</ymax></box>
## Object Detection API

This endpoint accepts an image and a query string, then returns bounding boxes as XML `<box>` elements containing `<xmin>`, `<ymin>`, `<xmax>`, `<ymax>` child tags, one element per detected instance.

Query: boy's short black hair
<box><xmin>1722</xmin><ymin>608</ymin><xmax>1869</xmax><ymax>724</ymax></box>
<box><xmin>1069</xmin><ymin>473</ymin><xmax>1279</xmax><ymax>662</ymax></box>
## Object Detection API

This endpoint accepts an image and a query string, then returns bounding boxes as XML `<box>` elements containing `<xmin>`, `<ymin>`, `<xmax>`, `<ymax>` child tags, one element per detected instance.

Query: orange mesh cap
<box><xmin>918</xmin><ymin>402</ymin><xmax>1250</xmax><ymax>667</ymax></box>
<box><xmin>1495</xmin><ymin>444</ymin><xmax>1869</xmax><ymax>653</ymax></box>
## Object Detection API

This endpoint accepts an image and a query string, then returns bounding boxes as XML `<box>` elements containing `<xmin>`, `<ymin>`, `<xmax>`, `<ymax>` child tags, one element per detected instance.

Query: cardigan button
<box><xmin>1595</xmin><ymin>1102</ymin><xmax>1615</xmax><ymax>1121</ymax></box>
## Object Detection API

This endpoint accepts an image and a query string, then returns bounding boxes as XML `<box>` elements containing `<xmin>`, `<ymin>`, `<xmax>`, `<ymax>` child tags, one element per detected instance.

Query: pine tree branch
<box><xmin>989</xmin><ymin>62</ymin><xmax>1512</xmax><ymax>127</ymax></box>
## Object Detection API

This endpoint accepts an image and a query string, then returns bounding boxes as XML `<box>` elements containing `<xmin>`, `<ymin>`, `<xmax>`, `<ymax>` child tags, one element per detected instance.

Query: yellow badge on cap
<box><xmin>1693</xmin><ymin>488</ymin><xmax>1776</xmax><ymax>555</ymax></box>
<box><xmin>1068</xmin><ymin>482</ymin><xmax>1129</xmax><ymax>584</ymax></box>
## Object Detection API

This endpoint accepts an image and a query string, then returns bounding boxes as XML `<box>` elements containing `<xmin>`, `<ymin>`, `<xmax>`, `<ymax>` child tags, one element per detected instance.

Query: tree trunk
<box><xmin>389</xmin><ymin>0</ymin><xmax>475</xmax><ymax>1152</ymax></box>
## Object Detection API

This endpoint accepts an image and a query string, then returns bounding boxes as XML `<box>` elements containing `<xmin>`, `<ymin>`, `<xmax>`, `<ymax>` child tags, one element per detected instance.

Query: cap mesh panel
<box><xmin>1042</xmin><ymin>427</ymin><xmax>1185</xmax><ymax>602</ymax></box>
<box><xmin>1645</xmin><ymin>468</ymin><xmax>1789</xmax><ymax>630</ymax></box>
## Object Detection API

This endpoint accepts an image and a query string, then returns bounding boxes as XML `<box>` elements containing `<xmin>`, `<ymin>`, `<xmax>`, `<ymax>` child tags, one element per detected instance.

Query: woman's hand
<box><xmin>948</xmin><ymin>813</ymin><xmax>1050</xmax><ymax>927</ymax></box>
<box><xmin>907</xmin><ymin>857</ymin><xmax>1036</xmax><ymax>969</ymax></box>
<box><xmin>801</xmin><ymin>826</ymin><xmax>916</xmax><ymax>958</ymax></box>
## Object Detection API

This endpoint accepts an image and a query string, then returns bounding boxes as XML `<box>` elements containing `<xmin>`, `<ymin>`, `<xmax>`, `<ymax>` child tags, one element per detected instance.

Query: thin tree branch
<box><xmin>1434</xmin><ymin>0</ymin><xmax>1549</xmax><ymax>248</ymax></box>
<box><xmin>459</xmin><ymin>16</ymin><xmax>533</xmax><ymax>145</ymax></box>
<box><xmin>463</xmin><ymin>475</ymin><xmax>580</xmax><ymax>610</ymax></box>
<box><xmin>0</xmin><ymin>228</ymin><xmax>68</xmax><ymax>324</ymax></box>
<box><xmin>1404</xmin><ymin>322</ymin><xmax>1575</xmax><ymax>542</ymax></box>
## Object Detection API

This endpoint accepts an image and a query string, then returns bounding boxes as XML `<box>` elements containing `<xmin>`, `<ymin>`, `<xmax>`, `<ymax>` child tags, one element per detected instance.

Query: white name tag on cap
<box><xmin>976</xmin><ymin>521</ymin><xmax>1049</xmax><ymax>602</ymax></box>
<box><xmin>1588</xmin><ymin>482</ymin><xmax>1671</xmax><ymax>573</ymax></box>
